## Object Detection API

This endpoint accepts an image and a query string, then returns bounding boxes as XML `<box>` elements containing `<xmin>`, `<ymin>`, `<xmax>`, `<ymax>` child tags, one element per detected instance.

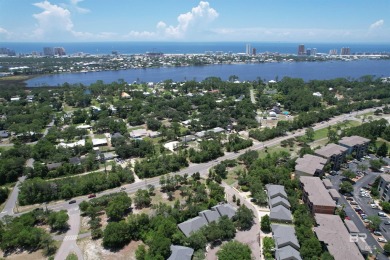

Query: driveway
<box><xmin>54</xmin><ymin>207</ymin><xmax>83</xmax><ymax>260</ymax></box>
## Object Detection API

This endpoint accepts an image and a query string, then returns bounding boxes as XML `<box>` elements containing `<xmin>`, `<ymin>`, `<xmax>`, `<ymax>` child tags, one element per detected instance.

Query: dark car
<box><xmin>346</xmin><ymin>197</ymin><xmax>354</xmax><ymax>201</ymax></box>
<box><xmin>68</xmin><ymin>200</ymin><xmax>76</xmax><ymax>204</ymax></box>
<box><xmin>88</xmin><ymin>194</ymin><xmax>96</xmax><ymax>198</ymax></box>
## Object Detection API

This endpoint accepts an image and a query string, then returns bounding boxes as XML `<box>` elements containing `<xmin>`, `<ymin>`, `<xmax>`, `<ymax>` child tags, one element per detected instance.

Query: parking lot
<box><xmin>328</xmin><ymin>154</ymin><xmax>390</xmax><ymax>259</ymax></box>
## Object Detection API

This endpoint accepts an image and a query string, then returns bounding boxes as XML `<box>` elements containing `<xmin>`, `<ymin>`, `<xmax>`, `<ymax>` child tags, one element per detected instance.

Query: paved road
<box><xmin>54</xmin><ymin>207</ymin><xmax>83</xmax><ymax>260</ymax></box>
<box><xmin>222</xmin><ymin>182</ymin><xmax>261</xmax><ymax>260</ymax></box>
<box><xmin>329</xmin><ymin>168</ymin><xmax>387</xmax><ymax>259</ymax></box>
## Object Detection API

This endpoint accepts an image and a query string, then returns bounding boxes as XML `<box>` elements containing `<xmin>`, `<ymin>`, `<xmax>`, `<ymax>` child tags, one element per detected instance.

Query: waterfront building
<box><xmin>246</xmin><ymin>43</ymin><xmax>251</xmax><ymax>56</ymax></box>
<box><xmin>329</xmin><ymin>49</ymin><xmax>338</xmax><ymax>55</ymax></box>
<box><xmin>43</xmin><ymin>47</ymin><xmax>54</xmax><ymax>56</ymax></box>
<box><xmin>341</xmin><ymin>47</ymin><xmax>351</xmax><ymax>55</ymax></box>
<box><xmin>298</xmin><ymin>44</ymin><xmax>305</xmax><ymax>55</ymax></box>
<box><xmin>54</xmin><ymin>47</ymin><xmax>66</xmax><ymax>56</ymax></box>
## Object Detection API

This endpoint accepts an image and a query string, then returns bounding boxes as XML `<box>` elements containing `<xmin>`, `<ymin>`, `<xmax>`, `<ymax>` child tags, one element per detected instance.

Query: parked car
<box><xmin>378</xmin><ymin>212</ymin><xmax>387</xmax><ymax>217</ymax></box>
<box><xmin>374</xmin><ymin>231</ymin><xmax>383</xmax><ymax>236</ymax></box>
<box><xmin>68</xmin><ymin>200</ymin><xmax>76</xmax><ymax>204</ymax></box>
<box><xmin>371</xmin><ymin>204</ymin><xmax>379</xmax><ymax>209</ymax></box>
<box><xmin>378</xmin><ymin>237</ymin><xmax>387</xmax><ymax>243</ymax></box>
<box><xmin>120</xmin><ymin>187</ymin><xmax>126</xmax><ymax>191</ymax></box>
<box><xmin>346</xmin><ymin>197</ymin><xmax>354</xmax><ymax>201</ymax></box>
<box><xmin>88</xmin><ymin>194</ymin><xmax>96</xmax><ymax>198</ymax></box>
<box><xmin>384</xmin><ymin>220</ymin><xmax>390</xmax><ymax>225</ymax></box>
<box><xmin>350</xmin><ymin>201</ymin><xmax>358</xmax><ymax>205</ymax></box>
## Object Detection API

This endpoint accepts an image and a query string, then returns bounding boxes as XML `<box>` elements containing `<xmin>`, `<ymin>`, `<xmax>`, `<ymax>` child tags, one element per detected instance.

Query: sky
<box><xmin>0</xmin><ymin>0</ymin><xmax>389</xmax><ymax>43</ymax></box>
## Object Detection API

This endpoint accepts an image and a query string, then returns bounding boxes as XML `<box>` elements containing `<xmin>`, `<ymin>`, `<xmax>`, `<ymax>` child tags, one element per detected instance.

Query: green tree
<box><xmin>262</xmin><ymin>237</ymin><xmax>274</xmax><ymax>259</ymax></box>
<box><xmin>48</xmin><ymin>210</ymin><xmax>69</xmax><ymax>231</ymax></box>
<box><xmin>134</xmin><ymin>189</ymin><xmax>152</xmax><ymax>209</ymax></box>
<box><xmin>381</xmin><ymin>201</ymin><xmax>390</xmax><ymax>213</ymax></box>
<box><xmin>305</xmin><ymin>127</ymin><xmax>315</xmax><ymax>141</ymax></box>
<box><xmin>370</xmin><ymin>159</ymin><xmax>383</xmax><ymax>172</ymax></box>
<box><xmin>377</xmin><ymin>143</ymin><xmax>388</xmax><ymax>157</ymax></box>
<box><xmin>367</xmin><ymin>215</ymin><xmax>381</xmax><ymax>231</ymax></box>
<box><xmin>103</xmin><ymin>221</ymin><xmax>130</xmax><ymax>249</ymax></box>
<box><xmin>106</xmin><ymin>194</ymin><xmax>132</xmax><ymax>221</ymax></box>
<box><xmin>217</xmin><ymin>241</ymin><xmax>251</xmax><ymax>260</ymax></box>
<box><xmin>300</xmin><ymin>237</ymin><xmax>322</xmax><ymax>258</ymax></box>
<box><xmin>342</xmin><ymin>170</ymin><xmax>356</xmax><ymax>180</ymax></box>
<box><xmin>384</xmin><ymin>241</ymin><xmax>390</xmax><ymax>255</ymax></box>
<box><xmin>339</xmin><ymin>181</ymin><xmax>353</xmax><ymax>194</ymax></box>
<box><xmin>234</xmin><ymin>205</ymin><xmax>254</xmax><ymax>230</ymax></box>
<box><xmin>260</xmin><ymin>214</ymin><xmax>271</xmax><ymax>233</ymax></box>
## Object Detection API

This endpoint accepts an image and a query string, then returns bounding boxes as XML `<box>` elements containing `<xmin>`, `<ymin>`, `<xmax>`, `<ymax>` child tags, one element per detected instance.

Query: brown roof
<box><xmin>295</xmin><ymin>154</ymin><xmax>327</xmax><ymax>176</ymax></box>
<box><xmin>380</xmin><ymin>173</ymin><xmax>390</xmax><ymax>183</ymax></box>
<box><xmin>314</xmin><ymin>214</ymin><xmax>364</xmax><ymax>260</ymax></box>
<box><xmin>339</xmin><ymin>136</ymin><xmax>370</xmax><ymax>147</ymax></box>
<box><xmin>300</xmin><ymin>177</ymin><xmax>336</xmax><ymax>208</ymax></box>
<box><xmin>315</xmin><ymin>143</ymin><xmax>348</xmax><ymax>158</ymax></box>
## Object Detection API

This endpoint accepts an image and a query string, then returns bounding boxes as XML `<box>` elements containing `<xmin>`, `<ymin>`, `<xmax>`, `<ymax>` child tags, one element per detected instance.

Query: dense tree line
<box><xmin>134</xmin><ymin>153</ymin><xmax>188</xmax><ymax>178</ymax></box>
<box><xmin>189</xmin><ymin>140</ymin><xmax>224</xmax><ymax>163</ymax></box>
<box><xmin>0</xmin><ymin>209</ymin><xmax>58</xmax><ymax>257</ymax></box>
<box><xmin>225</xmin><ymin>134</ymin><xmax>253</xmax><ymax>152</ymax></box>
<box><xmin>18</xmin><ymin>166</ymin><xmax>134</xmax><ymax>205</ymax></box>
<box><xmin>0</xmin><ymin>144</ymin><xmax>30</xmax><ymax>185</ymax></box>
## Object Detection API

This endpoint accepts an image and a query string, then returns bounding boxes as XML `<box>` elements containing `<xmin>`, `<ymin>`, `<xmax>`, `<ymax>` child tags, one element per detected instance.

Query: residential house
<box><xmin>92</xmin><ymin>138</ymin><xmax>107</xmax><ymax>147</ymax></box>
<box><xmin>267</xmin><ymin>184</ymin><xmax>293</xmax><ymax>223</ymax></box>
<box><xmin>315</xmin><ymin>143</ymin><xmax>348</xmax><ymax>171</ymax></box>
<box><xmin>314</xmin><ymin>214</ymin><xmax>364</xmax><ymax>260</ymax></box>
<box><xmin>295</xmin><ymin>154</ymin><xmax>327</xmax><ymax>178</ymax></box>
<box><xmin>0</xmin><ymin>130</ymin><xmax>9</xmax><ymax>138</ymax></box>
<box><xmin>338</xmin><ymin>135</ymin><xmax>370</xmax><ymax>159</ymax></box>
<box><xmin>130</xmin><ymin>129</ymin><xmax>148</xmax><ymax>139</ymax></box>
<box><xmin>47</xmin><ymin>162</ymin><xmax>63</xmax><ymax>171</ymax></box>
<box><xmin>164</xmin><ymin>141</ymin><xmax>180</xmax><ymax>152</ymax></box>
<box><xmin>300</xmin><ymin>176</ymin><xmax>336</xmax><ymax>215</ymax></box>
<box><xmin>167</xmin><ymin>245</ymin><xmax>194</xmax><ymax>260</ymax></box>
<box><xmin>178</xmin><ymin>203</ymin><xmax>236</xmax><ymax>237</ymax></box>
<box><xmin>271</xmin><ymin>224</ymin><xmax>302</xmax><ymax>260</ymax></box>
<box><xmin>69</xmin><ymin>157</ymin><xmax>81</xmax><ymax>165</ymax></box>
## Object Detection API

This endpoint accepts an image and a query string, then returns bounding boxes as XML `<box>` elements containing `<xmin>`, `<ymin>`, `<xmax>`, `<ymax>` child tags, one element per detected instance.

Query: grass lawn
<box><xmin>225</xmin><ymin>165</ymin><xmax>245</xmax><ymax>186</ymax></box>
<box><xmin>313</xmin><ymin>127</ymin><xmax>329</xmax><ymax>140</ymax></box>
<box><xmin>313</xmin><ymin>120</ymin><xmax>361</xmax><ymax>140</ymax></box>
<box><xmin>259</xmin><ymin>146</ymin><xmax>290</xmax><ymax>159</ymax></box>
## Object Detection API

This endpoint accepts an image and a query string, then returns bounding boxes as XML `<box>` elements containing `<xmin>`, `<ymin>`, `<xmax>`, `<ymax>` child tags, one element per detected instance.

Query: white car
<box><xmin>378</xmin><ymin>212</ymin><xmax>387</xmax><ymax>217</ymax></box>
<box><xmin>378</xmin><ymin>237</ymin><xmax>388</xmax><ymax>243</ymax></box>
<box><xmin>374</xmin><ymin>231</ymin><xmax>382</xmax><ymax>236</ymax></box>
<box><xmin>371</xmin><ymin>204</ymin><xmax>379</xmax><ymax>209</ymax></box>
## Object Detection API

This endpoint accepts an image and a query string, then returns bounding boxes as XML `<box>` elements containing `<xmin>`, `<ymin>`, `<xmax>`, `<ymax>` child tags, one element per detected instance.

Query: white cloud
<box><xmin>69</xmin><ymin>0</ymin><xmax>90</xmax><ymax>14</ymax></box>
<box><xmin>127</xmin><ymin>1</ymin><xmax>218</xmax><ymax>39</ymax></box>
<box><xmin>32</xmin><ymin>0</ymin><xmax>90</xmax><ymax>40</ymax></box>
<box><xmin>0</xmin><ymin>27</ymin><xmax>8</xmax><ymax>34</ymax></box>
<box><xmin>370</xmin><ymin>19</ymin><xmax>384</xmax><ymax>30</ymax></box>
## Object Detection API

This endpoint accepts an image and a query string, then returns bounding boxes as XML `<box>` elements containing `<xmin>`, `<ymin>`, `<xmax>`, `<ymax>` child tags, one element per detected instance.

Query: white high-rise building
<box><xmin>246</xmin><ymin>43</ymin><xmax>251</xmax><ymax>56</ymax></box>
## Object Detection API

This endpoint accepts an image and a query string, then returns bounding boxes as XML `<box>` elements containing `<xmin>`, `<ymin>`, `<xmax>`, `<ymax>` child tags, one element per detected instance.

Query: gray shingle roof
<box><xmin>269</xmin><ymin>206</ymin><xmax>293</xmax><ymax>223</ymax></box>
<box><xmin>275</xmin><ymin>245</ymin><xmax>302</xmax><ymax>260</ymax></box>
<box><xmin>212</xmin><ymin>203</ymin><xmax>237</xmax><ymax>219</ymax></box>
<box><xmin>266</xmin><ymin>184</ymin><xmax>288</xmax><ymax>199</ymax></box>
<box><xmin>270</xmin><ymin>196</ymin><xmax>291</xmax><ymax>209</ymax></box>
<box><xmin>178</xmin><ymin>216</ymin><xmax>208</xmax><ymax>237</ymax></box>
<box><xmin>167</xmin><ymin>245</ymin><xmax>194</xmax><ymax>260</ymax></box>
<box><xmin>272</xmin><ymin>224</ymin><xmax>300</xmax><ymax>250</ymax></box>
<box><xmin>199</xmin><ymin>210</ymin><xmax>221</xmax><ymax>223</ymax></box>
